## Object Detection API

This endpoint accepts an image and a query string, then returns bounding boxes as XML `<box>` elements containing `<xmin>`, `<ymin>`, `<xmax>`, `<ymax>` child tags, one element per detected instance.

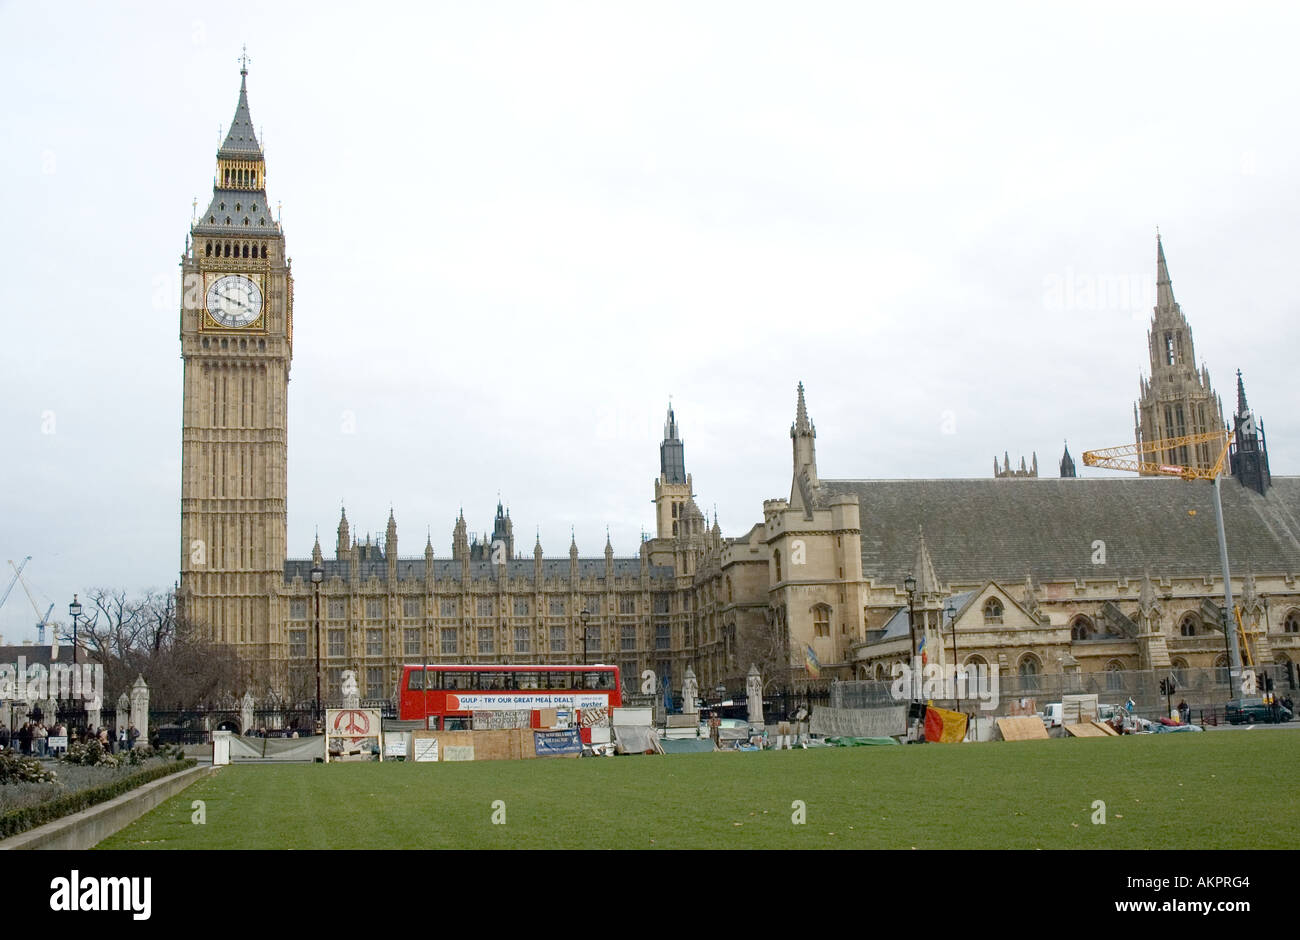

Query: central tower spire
<box><xmin>1133</xmin><ymin>235</ymin><xmax>1224</xmax><ymax>474</ymax></box>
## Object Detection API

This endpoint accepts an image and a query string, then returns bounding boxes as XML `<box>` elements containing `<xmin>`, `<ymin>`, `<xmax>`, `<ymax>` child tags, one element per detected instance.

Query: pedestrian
<box><xmin>18</xmin><ymin>722</ymin><xmax>32</xmax><ymax>755</ymax></box>
<box><xmin>1177</xmin><ymin>699</ymin><xmax>1190</xmax><ymax>724</ymax></box>
<box><xmin>35</xmin><ymin>722</ymin><xmax>48</xmax><ymax>758</ymax></box>
<box><xmin>99</xmin><ymin>726</ymin><xmax>109</xmax><ymax>748</ymax></box>
<box><xmin>0</xmin><ymin>721</ymin><xmax>9</xmax><ymax>751</ymax></box>
<box><xmin>118</xmin><ymin>726</ymin><xmax>128</xmax><ymax>753</ymax></box>
<box><xmin>128</xmin><ymin>724</ymin><xmax>140</xmax><ymax>750</ymax></box>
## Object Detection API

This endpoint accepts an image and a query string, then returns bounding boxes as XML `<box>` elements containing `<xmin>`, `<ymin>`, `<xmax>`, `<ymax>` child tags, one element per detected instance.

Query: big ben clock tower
<box><xmin>179</xmin><ymin>56</ymin><xmax>292</xmax><ymax>688</ymax></box>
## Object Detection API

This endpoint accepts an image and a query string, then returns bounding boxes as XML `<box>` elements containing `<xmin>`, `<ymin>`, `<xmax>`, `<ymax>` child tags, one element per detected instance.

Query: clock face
<box><xmin>206</xmin><ymin>274</ymin><xmax>263</xmax><ymax>328</ymax></box>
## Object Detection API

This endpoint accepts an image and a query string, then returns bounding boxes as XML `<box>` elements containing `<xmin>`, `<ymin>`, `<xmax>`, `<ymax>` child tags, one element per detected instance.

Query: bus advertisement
<box><xmin>396</xmin><ymin>663</ymin><xmax>622</xmax><ymax>743</ymax></box>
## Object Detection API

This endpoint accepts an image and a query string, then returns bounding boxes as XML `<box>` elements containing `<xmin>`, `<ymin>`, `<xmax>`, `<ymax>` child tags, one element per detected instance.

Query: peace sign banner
<box><xmin>325</xmin><ymin>708</ymin><xmax>384</xmax><ymax>762</ymax></box>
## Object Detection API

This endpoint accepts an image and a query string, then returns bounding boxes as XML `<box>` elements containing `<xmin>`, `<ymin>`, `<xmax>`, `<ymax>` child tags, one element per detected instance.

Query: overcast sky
<box><xmin>2</xmin><ymin>2</ymin><xmax>1297</xmax><ymax>642</ymax></box>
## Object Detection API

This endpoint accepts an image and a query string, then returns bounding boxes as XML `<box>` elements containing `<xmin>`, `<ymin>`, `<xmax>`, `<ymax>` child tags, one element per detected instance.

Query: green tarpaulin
<box><xmin>824</xmin><ymin>736</ymin><xmax>900</xmax><ymax>747</ymax></box>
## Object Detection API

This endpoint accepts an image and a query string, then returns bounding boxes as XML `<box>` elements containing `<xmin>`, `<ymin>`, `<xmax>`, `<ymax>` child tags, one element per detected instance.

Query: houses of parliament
<box><xmin>176</xmin><ymin>66</ymin><xmax>1300</xmax><ymax>705</ymax></box>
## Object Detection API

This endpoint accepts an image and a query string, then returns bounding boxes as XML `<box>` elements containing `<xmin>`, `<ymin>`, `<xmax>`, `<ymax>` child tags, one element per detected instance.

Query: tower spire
<box><xmin>659</xmin><ymin>400</ymin><xmax>686</xmax><ymax>484</ymax></box>
<box><xmin>1155</xmin><ymin>233</ymin><xmax>1175</xmax><ymax>310</ymax></box>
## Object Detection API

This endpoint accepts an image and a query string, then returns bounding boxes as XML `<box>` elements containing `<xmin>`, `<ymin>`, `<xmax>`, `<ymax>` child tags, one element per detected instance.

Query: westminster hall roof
<box><xmin>818</xmin><ymin>476</ymin><xmax>1300</xmax><ymax>586</ymax></box>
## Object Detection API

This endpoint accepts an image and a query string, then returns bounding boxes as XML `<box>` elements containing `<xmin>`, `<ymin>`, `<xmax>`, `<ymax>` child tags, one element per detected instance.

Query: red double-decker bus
<box><xmin>397</xmin><ymin>663</ymin><xmax>622</xmax><ymax>742</ymax></box>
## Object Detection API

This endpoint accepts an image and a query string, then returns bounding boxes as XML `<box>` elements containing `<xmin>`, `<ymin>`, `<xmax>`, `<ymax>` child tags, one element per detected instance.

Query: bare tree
<box><xmin>72</xmin><ymin>588</ymin><xmax>240</xmax><ymax>707</ymax></box>
<box><xmin>733</xmin><ymin>605</ymin><xmax>796</xmax><ymax>691</ymax></box>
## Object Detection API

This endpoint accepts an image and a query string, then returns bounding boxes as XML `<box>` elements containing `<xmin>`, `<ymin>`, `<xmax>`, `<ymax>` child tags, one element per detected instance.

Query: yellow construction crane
<box><xmin>1081</xmin><ymin>429</ymin><xmax>1232</xmax><ymax>480</ymax></box>
<box><xmin>1083</xmin><ymin>429</ymin><xmax>1247</xmax><ymax>693</ymax></box>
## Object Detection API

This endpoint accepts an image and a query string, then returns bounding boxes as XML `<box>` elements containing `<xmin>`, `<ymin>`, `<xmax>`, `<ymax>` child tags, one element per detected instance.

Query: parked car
<box><xmin>1225</xmin><ymin>698</ymin><xmax>1293</xmax><ymax>724</ymax></box>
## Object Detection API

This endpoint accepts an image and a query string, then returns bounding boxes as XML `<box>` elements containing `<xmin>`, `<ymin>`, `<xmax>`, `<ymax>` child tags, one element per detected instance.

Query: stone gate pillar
<box><xmin>115</xmin><ymin>692</ymin><xmax>130</xmax><ymax>737</ymax></box>
<box><xmin>129</xmin><ymin>675</ymin><xmax>149</xmax><ymax>740</ymax></box>
<box><xmin>746</xmin><ymin>665</ymin><xmax>764</xmax><ymax>727</ymax></box>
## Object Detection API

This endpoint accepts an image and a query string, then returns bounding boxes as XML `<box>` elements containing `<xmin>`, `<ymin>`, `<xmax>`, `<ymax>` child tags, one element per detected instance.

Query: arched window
<box><xmin>1070</xmin><ymin>616</ymin><xmax>1095</xmax><ymax>641</ymax></box>
<box><xmin>1105</xmin><ymin>660</ymin><xmax>1124</xmax><ymax>691</ymax></box>
<box><xmin>812</xmin><ymin>604</ymin><xmax>831</xmax><ymax>638</ymax></box>
<box><xmin>1018</xmin><ymin>654</ymin><xmax>1040</xmax><ymax>691</ymax></box>
<box><xmin>1213</xmin><ymin>654</ymin><xmax>1229</xmax><ymax>686</ymax></box>
<box><xmin>1179</xmin><ymin>614</ymin><xmax>1199</xmax><ymax>637</ymax></box>
<box><xmin>1284</xmin><ymin>610</ymin><xmax>1300</xmax><ymax>634</ymax></box>
<box><xmin>983</xmin><ymin>598</ymin><xmax>1003</xmax><ymax>624</ymax></box>
<box><xmin>671</xmin><ymin>521</ymin><xmax>677</xmax><ymax>536</ymax></box>
<box><xmin>774</xmin><ymin>550</ymin><xmax>782</xmax><ymax>583</ymax></box>
<box><xmin>963</xmin><ymin>654</ymin><xmax>989</xmax><ymax>695</ymax></box>
<box><xmin>726</xmin><ymin>577</ymin><xmax>733</xmax><ymax>603</ymax></box>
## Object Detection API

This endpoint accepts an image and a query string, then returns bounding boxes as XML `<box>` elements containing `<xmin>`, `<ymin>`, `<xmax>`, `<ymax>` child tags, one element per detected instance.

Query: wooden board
<box><xmin>1091</xmin><ymin>720</ymin><xmax>1120</xmax><ymax>736</ymax></box>
<box><xmin>1064</xmin><ymin>722</ymin><xmax>1107</xmax><ymax>737</ymax></box>
<box><xmin>996</xmin><ymin>716</ymin><xmax>1050</xmax><ymax>741</ymax></box>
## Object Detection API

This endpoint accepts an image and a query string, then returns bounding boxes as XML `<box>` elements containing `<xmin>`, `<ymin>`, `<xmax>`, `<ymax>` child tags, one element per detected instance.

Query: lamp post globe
<box><xmin>68</xmin><ymin>595</ymin><xmax>82</xmax><ymax>667</ymax></box>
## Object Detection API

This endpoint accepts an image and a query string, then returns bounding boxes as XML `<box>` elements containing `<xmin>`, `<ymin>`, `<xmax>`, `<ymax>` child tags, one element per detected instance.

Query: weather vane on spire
<box><xmin>239</xmin><ymin>44</ymin><xmax>251</xmax><ymax>74</ymax></box>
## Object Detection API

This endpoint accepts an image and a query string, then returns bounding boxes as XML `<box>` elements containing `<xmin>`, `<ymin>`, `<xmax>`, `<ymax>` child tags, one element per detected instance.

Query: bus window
<box><xmin>444</xmin><ymin>717</ymin><xmax>471</xmax><ymax>731</ymax></box>
<box><xmin>597</xmin><ymin>672</ymin><xmax>614</xmax><ymax>689</ymax></box>
<box><xmin>425</xmin><ymin>670</ymin><xmax>439</xmax><ymax>690</ymax></box>
<box><xmin>444</xmin><ymin>672</ymin><xmax>462</xmax><ymax>690</ymax></box>
<box><xmin>517</xmin><ymin>671</ymin><xmax>539</xmax><ymax>690</ymax></box>
<box><xmin>583</xmin><ymin>672</ymin><xmax>601</xmax><ymax>690</ymax></box>
<box><xmin>407</xmin><ymin>670</ymin><xmax>424</xmax><ymax>691</ymax></box>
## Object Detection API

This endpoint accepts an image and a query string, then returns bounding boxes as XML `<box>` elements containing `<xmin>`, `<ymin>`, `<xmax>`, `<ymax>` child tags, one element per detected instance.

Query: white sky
<box><xmin>2</xmin><ymin>2</ymin><xmax>1298</xmax><ymax>642</ymax></box>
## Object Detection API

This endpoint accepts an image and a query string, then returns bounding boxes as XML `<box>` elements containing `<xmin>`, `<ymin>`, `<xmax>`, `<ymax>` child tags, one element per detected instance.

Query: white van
<box><xmin>1042</xmin><ymin>703</ymin><xmax>1063</xmax><ymax>728</ymax></box>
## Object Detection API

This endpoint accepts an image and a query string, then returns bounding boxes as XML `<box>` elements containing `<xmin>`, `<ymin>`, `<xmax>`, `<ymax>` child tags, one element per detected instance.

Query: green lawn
<box><xmin>98</xmin><ymin>730</ymin><xmax>1300</xmax><ymax>849</ymax></box>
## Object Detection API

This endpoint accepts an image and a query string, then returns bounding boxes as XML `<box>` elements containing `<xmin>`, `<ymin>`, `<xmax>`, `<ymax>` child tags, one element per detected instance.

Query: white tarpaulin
<box><xmin>613</xmin><ymin>726</ymin><xmax>663</xmax><ymax>755</ymax></box>
<box><xmin>228</xmin><ymin>735</ymin><xmax>325</xmax><ymax>761</ymax></box>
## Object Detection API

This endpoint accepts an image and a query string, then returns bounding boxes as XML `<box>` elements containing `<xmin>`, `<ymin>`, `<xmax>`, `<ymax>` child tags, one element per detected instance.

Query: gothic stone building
<box><xmin>177</xmin><ymin>67</ymin><xmax>1300</xmax><ymax>704</ymax></box>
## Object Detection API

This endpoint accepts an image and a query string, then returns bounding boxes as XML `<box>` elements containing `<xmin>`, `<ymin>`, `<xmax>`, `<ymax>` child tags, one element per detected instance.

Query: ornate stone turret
<box><xmin>790</xmin><ymin>382</ymin><xmax>819</xmax><ymax>501</ymax></box>
<box><xmin>386</xmin><ymin>509</ymin><xmax>398</xmax><ymax>581</ymax></box>
<box><xmin>1059</xmin><ymin>442</ymin><xmax>1077</xmax><ymax>478</ymax></box>
<box><xmin>911</xmin><ymin>528</ymin><xmax>946</xmax><ymax>669</ymax></box>
<box><xmin>1135</xmin><ymin>236</ymin><xmax>1226</xmax><ymax>473</ymax></box>
<box><xmin>336</xmin><ymin>507</ymin><xmax>350</xmax><ymax>560</ymax></box>
<box><xmin>452</xmin><ymin>510</ymin><xmax>469</xmax><ymax>561</ymax></box>
<box><xmin>654</xmin><ymin>401</ymin><xmax>694</xmax><ymax>541</ymax></box>
<box><xmin>1229</xmin><ymin>370</ymin><xmax>1271</xmax><ymax>495</ymax></box>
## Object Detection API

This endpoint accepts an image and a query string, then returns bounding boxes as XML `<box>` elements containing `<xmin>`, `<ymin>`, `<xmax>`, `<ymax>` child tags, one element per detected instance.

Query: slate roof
<box><xmin>877</xmin><ymin>590</ymin><xmax>977</xmax><ymax>641</ymax></box>
<box><xmin>819</xmin><ymin>477</ymin><xmax>1300</xmax><ymax>586</ymax></box>
<box><xmin>193</xmin><ymin>188</ymin><xmax>280</xmax><ymax>237</ymax></box>
<box><xmin>283</xmin><ymin>557</ymin><xmax>672</xmax><ymax>584</ymax></box>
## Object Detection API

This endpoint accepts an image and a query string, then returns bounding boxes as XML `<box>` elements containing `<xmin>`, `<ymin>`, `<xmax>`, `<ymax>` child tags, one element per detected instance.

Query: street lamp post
<box><xmin>580</xmin><ymin>608</ymin><xmax>590</xmax><ymax>666</ymax></box>
<box><xmin>68</xmin><ymin>595</ymin><xmax>82</xmax><ymax>668</ymax></box>
<box><xmin>904</xmin><ymin>574</ymin><xmax>917</xmax><ymax>740</ymax></box>
<box><xmin>946</xmin><ymin>600</ymin><xmax>959</xmax><ymax>721</ymax></box>
<box><xmin>310</xmin><ymin>564</ymin><xmax>323</xmax><ymax>725</ymax></box>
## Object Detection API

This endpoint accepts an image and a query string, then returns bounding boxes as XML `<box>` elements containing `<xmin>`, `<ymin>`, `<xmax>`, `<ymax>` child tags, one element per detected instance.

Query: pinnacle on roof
<box><xmin>1138</xmin><ymin>572</ymin><xmax>1159</xmax><ymax>613</ymax></box>
<box><xmin>792</xmin><ymin>382</ymin><xmax>813</xmax><ymax>436</ymax></box>
<box><xmin>1155</xmin><ymin>234</ymin><xmax>1176</xmax><ymax>310</ymax></box>
<box><xmin>913</xmin><ymin>527</ymin><xmax>941</xmax><ymax>596</ymax></box>
<box><xmin>1236</xmin><ymin>369</ymin><xmax>1249</xmax><ymax>418</ymax></box>
<box><xmin>664</xmin><ymin>402</ymin><xmax>679</xmax><ymax>441</ymax></box>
